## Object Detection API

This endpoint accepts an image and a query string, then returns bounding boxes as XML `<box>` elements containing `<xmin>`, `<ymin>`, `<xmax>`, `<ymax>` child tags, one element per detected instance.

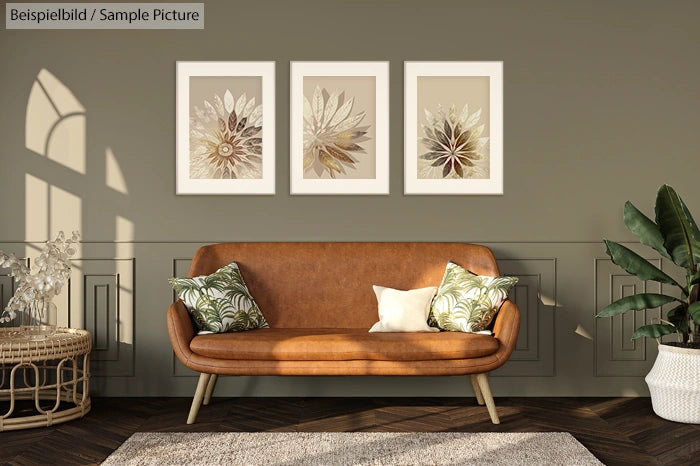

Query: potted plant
<box><xmin>597</xmin><ymin>184</ymin><xmax>700</xmax><ymax>423</ymax></box>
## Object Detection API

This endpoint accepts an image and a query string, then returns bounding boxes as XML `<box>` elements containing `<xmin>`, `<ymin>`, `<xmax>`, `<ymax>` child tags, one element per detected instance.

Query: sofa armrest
<box><xmin>167</xmin><ymin>300</ymin><xmax>196</xmax><ymax>367</ymax></box>
<box><xmin>491</xmin><ymin>299</ymin><xmax>520</xmax><ymax>359</ymax></box>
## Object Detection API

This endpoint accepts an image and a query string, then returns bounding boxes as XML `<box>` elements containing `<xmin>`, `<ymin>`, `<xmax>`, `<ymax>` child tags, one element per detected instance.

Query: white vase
<box><xmin>645</xmin><ymin>343</ymin><xmax>700</xmax><ymax>424</ymax></box>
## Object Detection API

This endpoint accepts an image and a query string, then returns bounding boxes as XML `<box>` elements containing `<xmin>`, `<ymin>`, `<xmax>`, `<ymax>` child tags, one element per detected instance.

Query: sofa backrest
<box><xmin>187</xmin><ymin>242</ymin><xmax>500</xmax><ymax>329</ymax></box>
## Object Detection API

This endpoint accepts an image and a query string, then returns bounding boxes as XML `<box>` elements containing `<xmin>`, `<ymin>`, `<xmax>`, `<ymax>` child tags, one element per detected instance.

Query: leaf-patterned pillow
<box><xmin>429</xmin><ymin>261</ymin><xmax>518</xmax><ymax>333</ymax></box>
<box><xmin>169</xmin><ymin>261</ymin><xmax>269</xmax><ymax>334</ymax></box>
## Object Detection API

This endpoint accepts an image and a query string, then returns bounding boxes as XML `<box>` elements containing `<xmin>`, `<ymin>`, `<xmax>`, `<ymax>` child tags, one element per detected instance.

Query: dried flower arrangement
<box><xmin>0</xmin><ymin>231</ymin><xmax>80</xmax><ymax>325</ymax></box>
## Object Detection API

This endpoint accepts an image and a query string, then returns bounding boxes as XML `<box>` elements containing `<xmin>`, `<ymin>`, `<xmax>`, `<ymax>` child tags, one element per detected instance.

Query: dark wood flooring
<box><xmin>2</xmin><ymin>397</ymin><xmax>699</xmax><ymax>465</ymax></box>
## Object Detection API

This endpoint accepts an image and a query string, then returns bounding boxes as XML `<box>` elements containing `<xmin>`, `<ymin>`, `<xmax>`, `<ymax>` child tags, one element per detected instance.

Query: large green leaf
<box><xmin>655</xmin><ymin>185</ymin><xmax>700</xmax><ymax>270</ymax></box>
<box><xmin>597</xmin><ymin>293</ymin><xmax>678</xmax><ymax>318</ymax></box>
<box><xmin>623</xmin><ymin>201</ymin><xmax>672</xmax><ymax>260</ymax></box>
<box><xmin>679</xmin><ymin>197</ymin><xmax>700</xmax><ymax>265</ymax></box>
<box><xmin>667</xmin><ymin>304</ymin><xmax>688</xmax><ymax>333</ymax></box>
<box><xmin>604</xmin><ymin>240</ymin><xmax>681</xmax><ymax>287</ymax></box>
<box><xmin>689</xmin><ymin>302</ymin><xmax>700</xmax><ymax>326</ymax></box>
<box><xmin>632</xmin><ymin>324</ymin><xmax>678</xmax><ymax>339</ymax></box>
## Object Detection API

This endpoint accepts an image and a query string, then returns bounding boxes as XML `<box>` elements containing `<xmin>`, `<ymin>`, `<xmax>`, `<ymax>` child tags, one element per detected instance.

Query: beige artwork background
<box><xmin>189</xmin><ymin>76</ymin><xmax>263</xmax><ymax>179</ymax></box>
<box><xmin>417</xmin><ymin>76</ymin><xmax>490</xmax><ymax>179</ymax></box>
<box><xmin>303</xmin><ymin>76</ymin><xmax>376</xmax><ymax>179</ymax></box>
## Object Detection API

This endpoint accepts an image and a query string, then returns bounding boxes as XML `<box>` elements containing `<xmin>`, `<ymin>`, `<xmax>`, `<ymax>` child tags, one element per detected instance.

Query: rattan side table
<box><xmin>0</xmin><ymin>327</ymin><xmax>91</xmax><ymax>431</ymax></box>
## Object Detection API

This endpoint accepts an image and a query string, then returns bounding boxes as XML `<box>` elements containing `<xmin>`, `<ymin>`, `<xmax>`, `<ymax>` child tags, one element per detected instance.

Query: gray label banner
<box><xmin>6</xmin><ymin>3</ymin><xmax>204</xmax><ymax>29</ymax></box>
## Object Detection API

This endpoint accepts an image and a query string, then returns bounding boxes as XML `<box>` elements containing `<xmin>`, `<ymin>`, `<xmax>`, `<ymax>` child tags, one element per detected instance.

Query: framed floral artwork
<box><xmin>404</xmin><ymin>61</ymin><xmax>503</xmax><ymax>195</ymax></box>
<box><xmin>290</xmin><ymin>61</ymin><xmax>389</xmax><ymax>195</ymax></box>
<box><xmin>176</xmin><ymin>61</ymin><xmax>275</xmax><ymax>194</ymax></box>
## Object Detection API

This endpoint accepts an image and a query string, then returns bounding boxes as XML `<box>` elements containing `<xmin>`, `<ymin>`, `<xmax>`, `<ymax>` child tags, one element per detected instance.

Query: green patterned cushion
<box><xmin>429</xmin><ymin>261</ymin><xmax>518</xmax><ymax>333</ymax></box>
<box><xmin>169</xmin><ymin>261</ymin><xmax>269</xmax><ymax>334</ymax></box>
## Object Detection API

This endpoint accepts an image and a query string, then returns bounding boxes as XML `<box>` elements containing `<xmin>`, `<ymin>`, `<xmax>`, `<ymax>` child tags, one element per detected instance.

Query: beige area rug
<box><xmin>102</xmin><ymin>432</ymin><xmax>603</xmax><ymax>465</ymax></box>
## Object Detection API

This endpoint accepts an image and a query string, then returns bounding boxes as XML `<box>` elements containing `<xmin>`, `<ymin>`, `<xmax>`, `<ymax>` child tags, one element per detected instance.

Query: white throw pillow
<box><xmin>369</xmin><ymin>285</ymin><xmax>439</xmax><ymax>333</ymax></box>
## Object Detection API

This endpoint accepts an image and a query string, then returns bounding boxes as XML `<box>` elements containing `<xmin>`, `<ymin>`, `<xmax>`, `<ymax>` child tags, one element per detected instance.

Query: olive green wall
<box><xmin>1</xmin><ymin>0</ymin><xmax>699</xmax><ymax>396</ymax></box>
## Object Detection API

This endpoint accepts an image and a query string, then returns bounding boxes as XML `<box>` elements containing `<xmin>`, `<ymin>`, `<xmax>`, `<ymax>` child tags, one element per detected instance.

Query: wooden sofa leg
<box><xmin>203</xmin><ymin>374</ymin><xmax>218</xmax><ymax>406</ymax></box>
<box><xmin>187</xmin><ymin>373</ymin><xmax>211</xmax><ymax>425</ymax></box>
<box><xmin>474</xmin><ymin>373</ymin><xmax>500</xmax><ymax>424</ymax></box>
<box><xmin>469</xmin><ymin>375</ymin><xmax>485</xmax><ymax>405</ymax></box>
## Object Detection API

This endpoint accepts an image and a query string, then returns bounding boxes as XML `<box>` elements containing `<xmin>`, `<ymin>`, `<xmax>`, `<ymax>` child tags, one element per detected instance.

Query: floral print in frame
<box><xmin>290</xmin><ymin>61</ymin><xmax>389</xmax><ymax>195</ymax></box>
<box><xmin>176</xmin><ymin>61</ymin><xmax>275</xmax><ymax>194</ymax></box>
<box><xmin>404</xmin><ymin>61</ymin><xmax>503</xmax><ymax>195</ymax></box>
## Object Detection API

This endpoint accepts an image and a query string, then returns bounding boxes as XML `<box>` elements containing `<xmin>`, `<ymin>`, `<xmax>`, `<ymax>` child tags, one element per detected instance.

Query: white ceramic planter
<box><xmin>645</xmin><ymin>344</ymin><xmax>700</xmax><ymax>424</ymax></box>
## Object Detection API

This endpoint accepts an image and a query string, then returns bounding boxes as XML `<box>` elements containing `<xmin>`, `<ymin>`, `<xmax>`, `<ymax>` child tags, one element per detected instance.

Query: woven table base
<box><xmin>0</xmin><ymin>327</ymin><xmax>91</xmax><ymax>431</ymax></box>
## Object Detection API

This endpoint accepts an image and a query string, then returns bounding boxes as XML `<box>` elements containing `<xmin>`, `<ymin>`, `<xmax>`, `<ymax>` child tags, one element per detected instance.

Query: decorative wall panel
<box><xmin>69</xmin><ymin>259</ymin><xmax>135</xmax><ymax>377</ymax></box>
<box><xmin>0</xmin><ymin>258</ymin><xmax>27</xmax><ymax>326</ymax></box>
<box><xmin>595</xmin><ymin>258</ymin><xmax>662</xmax><ymax>377</ymax></box>
<box><xmin>171</xmin><ymin>258</ymin><xmax>198</xmax><ymax>377</ymax></box>
<box><xmin>0</xmin><ymin>241</ymin><xmax>670</xmax><ymax>396</ymax></box>
<box><xmin>492</xmin><ymin>259</ymin><xmax>556</xmax><ymax>377</ymax></box>
<box><xmin>0</xmin><ymin>270</ymin><xmax>15</xmax><ymax>313</ymax></box>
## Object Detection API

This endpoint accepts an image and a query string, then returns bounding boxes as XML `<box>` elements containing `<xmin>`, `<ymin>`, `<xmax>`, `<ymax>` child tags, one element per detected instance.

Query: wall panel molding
<box><xmin>0</xmin><ymin>258</ymin><xmax>28</xmax><ymax>318</ymax></box>
<box><xmin>0</xmin><ymin>271</ymin><xmax>15</xmax><ymax>313</ymax></box>
<box><xmin>69</xmin><ymin>258</ymin><xmax>135</xmax><ymax>377</ymax></box>
<box><xmin>0</xmin><ymin>241</ymin><xmax>668</xmax><ymax>396</ymax></box>
<box><xmin>594</xmin><ymin>257</ymin><xmax>663</xmax><ymax>377</ymax></box>
<box><xmin>492</xmin><ymin>258</ymin><xmax>556</xmax><ymax>377</ymax></box>
<box><xmin>171</xmin><ymin>258</ymin><xmax>198</xmax><ymax>377</ymax></box>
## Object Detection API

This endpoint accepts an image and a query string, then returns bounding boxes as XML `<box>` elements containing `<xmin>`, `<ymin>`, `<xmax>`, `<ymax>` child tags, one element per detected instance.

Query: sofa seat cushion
<box><xmin>189</xmin><ymin>328</ymin><xmax>500</xmax><ymax>362</ymax></box>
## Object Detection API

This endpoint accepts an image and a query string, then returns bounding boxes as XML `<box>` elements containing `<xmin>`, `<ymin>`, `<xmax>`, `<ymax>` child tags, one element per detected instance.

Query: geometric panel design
<box><xmin>171</xmin><ymin>258</ymin><xmax>192</xmax><ymax>302</ymax></box>
<box><xmin>86</xmin><ymin>280</ymin><xmax>115</xmax><ymax>354</ymax></box>
<box><xmin>68</xmin><ymin>258</ymin><xmax>135</xmax><ymax>377</ymax></box>
<box><xmin>509</xmin><ymin>275</ymin><xmax>540</xmax><ymax>359</ymax></box>
<box><xmin>171</xmin><ymin>258</ymin><xmax>198</xmax><ymax>377</ymax></box>
<box><xmin>612</xmin><ymin>281</ymin><xmax>645</xmax><ymax>360</ymax></box>
<box><xmin>492</xmin><ymin>258</ymin><xmax>556</xmax><ymax>377</ymax></box>
<box><xmin>0</xmin><ymin>273</ymin><xmax>12</xmax><ymax>313</ymax></box>
<box><xmin>0</xmin><ymin>259</ymin><xmax>28</xmax><ymax>328</ymax></box>
<box><xmin>0</xmin><ymin>271</ymin><xmax>16</xmax><ymax>325</ymax></box>
<box><xmin>4</xmin><ymin>240</ymin><xmax>684</xmax><ymax>396</ymax></box>
<box><xmin>594</xmin><ymin>257</ymin><xmax>664</xmax><ymax>377</ymax></box>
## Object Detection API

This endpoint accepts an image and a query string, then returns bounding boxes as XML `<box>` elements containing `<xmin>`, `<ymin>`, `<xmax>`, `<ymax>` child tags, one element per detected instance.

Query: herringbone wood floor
<box><xmin>2</xmin><ymin>397</ymin><xmax>699</xmax><ymax>465</ymax></box>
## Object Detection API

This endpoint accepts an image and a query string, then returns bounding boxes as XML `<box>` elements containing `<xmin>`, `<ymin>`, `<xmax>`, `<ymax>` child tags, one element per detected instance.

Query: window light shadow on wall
<box><xmin>23</xmin><ymin>68</ymin><xmax>134</xmax><ymax>354</ymax></box>
<box><xmin>26</xmin><ymin>69</ymin><xmax>86</xmax><ymax>175</ymax></box>
<box><xmin>574</xmin><ymin>324</ymin><xmax>593</xmax><ymax>340</ymax></box>
<box><xmin>25</xmin><ymin>69</ymin><xmax>86</xmax><ymax>241</ymax></box>
<box><xmin>538</xmin><ymin>293</ymin><xmax>562</xmax><ymax>308</ymax></box>
<box><xmin>106</xmin><ymin>147</ymin><xmax>128</xmax><ymax>194</ymax></box>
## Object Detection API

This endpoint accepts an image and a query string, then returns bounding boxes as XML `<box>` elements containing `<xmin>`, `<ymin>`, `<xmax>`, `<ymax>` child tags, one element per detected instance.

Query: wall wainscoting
<box><xmin>0</xmin><ymin>241</ymin><xmax>666</xmax><ymax>397</ymax></box>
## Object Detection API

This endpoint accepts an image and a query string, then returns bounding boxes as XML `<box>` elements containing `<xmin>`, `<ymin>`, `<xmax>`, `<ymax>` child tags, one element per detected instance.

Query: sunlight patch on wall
<box><xmin>25</xmin><ymin>83</ymin><xmax>59</xmax><ymax>155</ymax></box>
<box><xmin>118</xmin><ymin>257</ymin><xmax>135</xmax><ymax>346</ymax></box>
<box><xmin>47</xmin><ymin>115</ymin><xmax>86</xmax><ymax>173</ymax></box>
<box><xmin>25</xmin><ymin>69</ymin><xmax>86</xmax><ymax>174</ymax></box>
<box><xmin>539</xmin><ymin>293</ymin><xmax>563</xmax><ymax>308</ymax></box>
<box><xmin>116</xmin><ymin>215</ymin><xmax>134</xmax><ymax>259</ymax></box>
<box><xmin>574</xmin><ymin>324</ymin><xmax>593</xmax><ymax>340</ymax></box>
<box><xmin>24</xmin><ymin>173</ymin><xmax>49</xmax><ymax>241</ymax></box>
<box><xmin>49</xmin><ymin>185</ymin><xmax>82</xmax><ymax>239</ymax></box>
<box><xmin>106</xmin><ymin>147</ymin><xmax>129</xmax><ymax>194</ymax></box>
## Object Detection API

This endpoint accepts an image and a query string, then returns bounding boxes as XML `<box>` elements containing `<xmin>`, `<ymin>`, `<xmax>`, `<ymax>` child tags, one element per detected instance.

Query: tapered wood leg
<box><xmin>203</xmin><ymin>374</ymin><xmax>218</xmax><ymax>406</ymax></box>
<box><xmin>187</xmin><ymin>373</ymin><xmax>211</xmax><ymax>424</ymax></box>
<box><xmin>475</xmin><ymin>372</ymin><xmax>500</xmax><ymax>424</ymax></box>
<box><xmin>469</xmin><ymin>375</ymin><xmax>485</xmax><ymax>405</ymax></box>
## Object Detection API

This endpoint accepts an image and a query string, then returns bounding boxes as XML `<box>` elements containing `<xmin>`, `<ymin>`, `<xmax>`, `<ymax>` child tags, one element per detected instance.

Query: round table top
<box><xmin>0</xmin><ymin>327</ymin><xmax>91</xmax><ymax>363</ymax></box>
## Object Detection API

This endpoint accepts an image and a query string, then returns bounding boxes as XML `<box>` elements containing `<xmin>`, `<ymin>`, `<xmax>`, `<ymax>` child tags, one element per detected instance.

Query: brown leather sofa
<box><xmin>167</xmin><ymin>242</ymin><xmax>520</xmax><ymax>424</ymax></box>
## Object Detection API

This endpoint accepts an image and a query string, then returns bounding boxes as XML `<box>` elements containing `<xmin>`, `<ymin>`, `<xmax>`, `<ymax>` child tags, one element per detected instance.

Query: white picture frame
<box><xmin>176</xmin><ymin>61</ymin><xmax>275</xmax><ymax>195</ymax></box>
<box><xmin>404</xmin><ymin>61</ymin><xmax>503</xmax><ymax>195</ymax></box>
<box><xmin>290</xmin><ymin>61</ymin><xmax>390</xmax><ymax>195</ymax></box>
